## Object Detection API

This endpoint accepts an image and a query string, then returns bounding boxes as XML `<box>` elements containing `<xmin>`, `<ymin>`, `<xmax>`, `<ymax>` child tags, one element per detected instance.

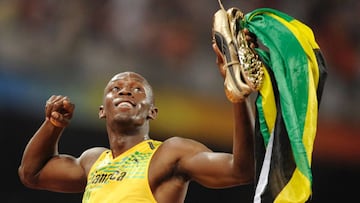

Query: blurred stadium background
<box><xmin>0</xmin><ymin>0</ymin><xmax>359</xmax><ymax>202</ymax></box>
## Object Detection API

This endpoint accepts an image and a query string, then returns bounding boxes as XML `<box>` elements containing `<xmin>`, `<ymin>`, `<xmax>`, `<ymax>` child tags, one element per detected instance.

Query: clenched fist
<box><xmin>45</xmin><ymin>95</ymin><xmax>75</xmax><ymax>128</ymax></box>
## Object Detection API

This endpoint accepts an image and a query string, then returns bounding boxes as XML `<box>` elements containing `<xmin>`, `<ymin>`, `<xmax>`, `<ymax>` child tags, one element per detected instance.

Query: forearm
<box><xmin>19</xmin><ymin>118</ymin><xmax>64</xmax><ymax>181</ymax></box>
<box><xmin>232</xmin><ymin>99</ymin><xmax>255</xmax><ymax>181</ymax></box>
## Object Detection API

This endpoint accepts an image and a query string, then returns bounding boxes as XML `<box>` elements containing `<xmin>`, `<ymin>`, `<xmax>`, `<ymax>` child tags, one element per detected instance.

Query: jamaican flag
<box><xmin>243</xmin><ymin>8</ymin><xmax>327</xmax><ymax>203</ymax></box>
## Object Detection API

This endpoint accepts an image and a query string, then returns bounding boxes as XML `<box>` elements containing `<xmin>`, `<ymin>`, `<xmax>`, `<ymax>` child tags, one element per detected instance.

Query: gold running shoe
<box><xmin>212</xmin><ymin>4</ymin><xmax>264</xmax><ymax>103</ymax></box>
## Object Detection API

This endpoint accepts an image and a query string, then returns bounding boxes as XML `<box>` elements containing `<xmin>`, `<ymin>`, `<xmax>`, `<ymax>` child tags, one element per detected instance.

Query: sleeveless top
<box><xmin>82</xmin><ymin>139</ymin><xmax>162</xmax><ymax>203</ymax></box>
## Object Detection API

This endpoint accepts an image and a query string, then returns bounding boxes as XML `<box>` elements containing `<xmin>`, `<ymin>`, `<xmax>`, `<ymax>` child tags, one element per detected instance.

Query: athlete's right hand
<box><xmin>45</xmin><ymin>95</ymin><xmax>75</xmax><ymax>128</ymax></box>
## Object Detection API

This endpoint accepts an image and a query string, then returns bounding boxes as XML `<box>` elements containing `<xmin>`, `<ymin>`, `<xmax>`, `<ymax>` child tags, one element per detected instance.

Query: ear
<box><xmin>99</xmin><ymin>105</ymin><xmax>106</xmax><ymax>119</ymax></box>
<box><xmin>147</xmin><ymin>106</ymin><xmax>158</xmax><ymax>120</ymax></box>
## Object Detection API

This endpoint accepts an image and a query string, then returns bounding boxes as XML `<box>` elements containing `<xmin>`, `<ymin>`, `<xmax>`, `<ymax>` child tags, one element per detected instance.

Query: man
<box><xmin>18</xmin><ymin>31</ymin><xmax>257</xmax><ymax>202</ymax></box>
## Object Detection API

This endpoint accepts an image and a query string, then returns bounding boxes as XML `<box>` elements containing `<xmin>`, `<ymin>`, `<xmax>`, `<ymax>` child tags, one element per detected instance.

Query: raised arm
<box><xmin>211</xmin><ymin>30</ymin><xmax>255</xmax><ymax>182</ymax></box>
<box><xmin>231</xmin><ymin>100</ymin><xmax>255</xmax><ymax>182</ymax></box>
<box><xmin>164</xmin><ymin>32</ymin><xmax>256</xmax><ymax>188</ymax></box>
<box><xmin>18</xmin><ymin>95</ymin><xmax>87</xmax><ymax>193</ymax></box>
<box><xmin>169</xmin><ymin>100</ymin><xmax>254</xmax><ymax>188</ymax></box>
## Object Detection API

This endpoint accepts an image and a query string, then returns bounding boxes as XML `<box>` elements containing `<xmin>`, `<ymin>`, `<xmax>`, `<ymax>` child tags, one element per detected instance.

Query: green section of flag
<box><xmin>243</xmin><ymin>8</ymin><xmax>327</xmax><ymax>202</ymax></box>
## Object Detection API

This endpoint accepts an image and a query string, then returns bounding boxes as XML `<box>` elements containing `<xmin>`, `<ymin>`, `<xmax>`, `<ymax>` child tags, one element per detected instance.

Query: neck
<box><xmin>106</xmin><ymin>123</ymin><xmax>151</xmax><ymax>158</ymax></box>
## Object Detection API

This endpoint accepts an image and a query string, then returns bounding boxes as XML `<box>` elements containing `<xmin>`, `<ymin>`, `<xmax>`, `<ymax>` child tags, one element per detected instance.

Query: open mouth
<box><xmin>117</xmin><ymin>101</ymin><xmax>133</xmax><ymax>108</ymax></box>
<box><xmin>114</xmin><ymin>99</ymin><xmax>135</xmax><ymax>108</ymax></box>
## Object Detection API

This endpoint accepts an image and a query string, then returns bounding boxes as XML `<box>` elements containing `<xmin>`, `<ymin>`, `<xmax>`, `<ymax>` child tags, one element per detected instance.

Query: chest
<box><xmin>82</xmin><ymin>141</ymin><xmax>160</xmax><ymax>203</ymax></box>
<box><xmin>94</xmin><ymin>150</ymin><xmax>154</xmax><ymax>180</ymax></box>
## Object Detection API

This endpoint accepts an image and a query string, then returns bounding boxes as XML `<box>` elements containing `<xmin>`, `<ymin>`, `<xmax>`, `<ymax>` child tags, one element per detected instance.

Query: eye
<box><xmin>111</xmin><ymin>86</ymin><xmax>120</xmax><ymax>92</ymax></box>
<box><xmin>133</xmin><ymin>87</ymin><xmax>143</xmax><ymax>93</ymax></box>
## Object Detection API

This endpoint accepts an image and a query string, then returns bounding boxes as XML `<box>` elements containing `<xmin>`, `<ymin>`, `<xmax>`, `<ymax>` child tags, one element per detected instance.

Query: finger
<box><xmin>212</xmin><ymin>43</ymin><xmax>226</xmax><ymax>77</ymax></box>
<box><xmin>247</xmin><ymin>40</ymin><xmax>257</xmax><ymax>49</ymax></box>
<box><xmin>243</xmin><ymin>28</ymin><xmax>256</xmax><ymax>39</ymax></box>
<box><xmin>50</xmin><ymin>111</ymin><xmax>68</xmax><ymax>128</ymax></box>
<box><xmin>243</xmin><ymin>29</ymin><xmax>259</xmax><ymax>49</ymax></box>
<box><xmin>63</xmin><ymin>112</ymin><xmax>73</xmax><ymax>120</ymax></box>
<box><xmin>243</xmin><ymin>28</ymin><xmax>250</xmax><ymax>34</ymax></box>
<box><xmin>45</xmin><ymin>95</ymin><xmax>58</xmax><ymax>118</ymax></box>
<box><xmin>52</xmin><ymin>100</ymin><xmax>64</xmax><ymax>113</ymax></box>
<box><xmin>63</xmin><ymin>98</ymin><xmax>74</xmax><ymax>112</ymax></box>
<box><xmin>45</xmin><ymin>95</ymin><xmax>66</xmax><ymax>118</ymax></box>
<box><xmin>51</xmin><ymin>111</ymin><xmax>61</xmax><ymax>120</ymax></box>
<box><xmin>48</xmin><ymin>95</ymin><xmax>64</xmax><ymax>104</ymax></box>
<box><xmin>63</xmin><ymin>100</ymin><xmax>75</xmax><ymax>119</ymax></box>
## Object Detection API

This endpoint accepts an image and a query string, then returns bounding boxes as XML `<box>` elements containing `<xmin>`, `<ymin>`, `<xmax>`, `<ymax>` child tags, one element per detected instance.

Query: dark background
<box><xmin>1</xmin><ymin>0</ymin><xmax>359</xmax><ymax>202</ymax></box>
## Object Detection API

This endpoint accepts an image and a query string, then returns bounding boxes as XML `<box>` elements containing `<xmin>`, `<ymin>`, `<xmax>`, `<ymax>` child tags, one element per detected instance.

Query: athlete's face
<box><xmin>99</xmin><ymin>72</ymin><xmax>157</xmax><ymax>126</ymax></box>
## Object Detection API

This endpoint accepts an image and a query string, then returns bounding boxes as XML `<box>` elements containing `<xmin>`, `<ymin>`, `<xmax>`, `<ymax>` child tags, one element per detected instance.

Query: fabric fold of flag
<box><xmin>242</xmin><ymin>8</ymin><xmax>327</xmax><ymax>203</ymax></box>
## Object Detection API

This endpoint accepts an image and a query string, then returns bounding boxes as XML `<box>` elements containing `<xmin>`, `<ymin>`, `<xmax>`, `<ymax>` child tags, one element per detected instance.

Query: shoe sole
<box><xmin>212</xmin><ymin>8</ymin><xmax>263</xmax><ymax>102</ymax></box>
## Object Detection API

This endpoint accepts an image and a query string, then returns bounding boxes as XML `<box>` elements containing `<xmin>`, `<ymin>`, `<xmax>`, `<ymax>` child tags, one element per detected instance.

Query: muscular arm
<box><xmin>174</xmin><ymin>101</ymin><xmax>254</xmax><ymax>188</ymax></box>
<box><xmin>168</xmin><ymin>35</ymin><xmax>256</xmax><ymax>188</ymax></box>
<box><xmin>18</xmin><ymin>96</ymin><xmax>88</xmax><ymax>193</ymax></box>
<box><xmin>231</xmin><ymin>100</ymin><xmax>255</xmax><ymax>183</ymax></box>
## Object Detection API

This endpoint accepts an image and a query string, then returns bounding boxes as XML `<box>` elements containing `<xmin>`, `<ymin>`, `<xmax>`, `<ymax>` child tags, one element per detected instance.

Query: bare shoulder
<box><xmin>79</xmin><ymin>147</ymin><xmax>108</xmax><ymax>174</ymax></box>
<box><xmin>80</xmin><ymin>147</ymin><xmax>108</xmax><ymax>159</ymax></box>
<box><xmin>150</xmin><ymin>137</ymin><xmax>211</xmax><ymax>181</ymax></box>
<box><xmin>157</xmin><ymin>137</ymin><xmax>212</xmax><ymax>160</ymax></box>
<box><xmin>150</xmin><ymin>137</ymin><xmax>213</xmax><ymax>202</ymax></box>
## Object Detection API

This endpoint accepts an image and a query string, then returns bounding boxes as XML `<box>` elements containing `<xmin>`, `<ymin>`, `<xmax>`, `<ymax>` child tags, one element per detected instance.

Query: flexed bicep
<box><xmin>179</xmin><ymin>151</ymin><xmax>242</xmax><ymax>188</ymax></box>
<box><xmin>33</xmin><ymin>154</ymin><xmax>87</xmax><ymax>193</ymax></box>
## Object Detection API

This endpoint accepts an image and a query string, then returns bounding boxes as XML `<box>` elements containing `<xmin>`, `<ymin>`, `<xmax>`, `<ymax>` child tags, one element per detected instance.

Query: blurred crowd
<box><xmin>0</xmin><ymin>0</ymin><xmax>359</xmax><ymax>124</ymax></box>
<box><xmin>1</xmin><ymin>1</ymin><xmax>358</xmax><ymax>202</ymax></box>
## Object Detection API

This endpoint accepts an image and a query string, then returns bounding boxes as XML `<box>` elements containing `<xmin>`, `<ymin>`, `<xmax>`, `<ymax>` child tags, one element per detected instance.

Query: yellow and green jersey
<box><xmin>82</xmin><ymin>139</ymin><xmax>162</xmax><ymax>203</ymax></box>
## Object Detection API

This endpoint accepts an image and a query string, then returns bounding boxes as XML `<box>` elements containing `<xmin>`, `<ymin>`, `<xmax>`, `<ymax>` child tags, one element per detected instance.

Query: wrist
<box><xmin>46</xmin><ymin>117</ymin><xmax>66</xmax><ymax>128</ymax></box>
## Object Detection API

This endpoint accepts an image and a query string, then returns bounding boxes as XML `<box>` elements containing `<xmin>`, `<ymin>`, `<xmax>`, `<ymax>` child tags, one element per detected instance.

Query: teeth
<box><xmin>118</xmin><ymin>102</ymin><xmax>132</xmax><ymax>108</ymax></box>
